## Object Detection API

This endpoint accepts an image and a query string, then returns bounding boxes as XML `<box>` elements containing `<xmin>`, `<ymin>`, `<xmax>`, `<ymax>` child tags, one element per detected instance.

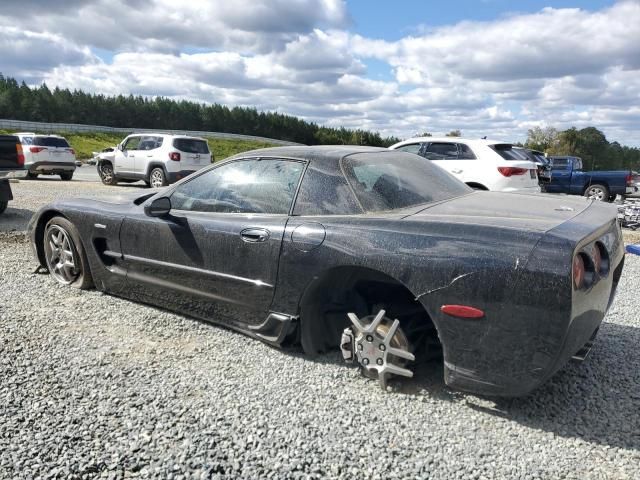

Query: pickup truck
<box><xmin>545</xmin><ymin>155</ymin><xmax>634</xmax><ymax>202</ymax></box>
<box><xmin>0</xmin><ymin>135</ymin><xmax>28</xmax><ymax>215</ymax></box>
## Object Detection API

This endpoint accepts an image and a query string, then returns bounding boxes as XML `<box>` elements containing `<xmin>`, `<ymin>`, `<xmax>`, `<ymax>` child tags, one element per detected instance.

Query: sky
<box><xmin>0</xmin><ymin>0</ymin><xmax>639</xmax><ymax>145</ymax></box>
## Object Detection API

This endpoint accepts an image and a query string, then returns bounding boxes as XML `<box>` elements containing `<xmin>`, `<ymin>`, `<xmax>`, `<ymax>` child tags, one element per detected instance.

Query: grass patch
<box><xmin>0</xmin><ymin>129</ymin><xmax>277</xmax><ymax>161</ymax></box>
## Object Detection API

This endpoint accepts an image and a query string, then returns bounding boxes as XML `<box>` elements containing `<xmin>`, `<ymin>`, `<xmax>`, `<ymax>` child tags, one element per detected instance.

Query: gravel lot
<box><xmin>1</xmin><ymin>177</ymin><xmax>639</xmax><ymax>479</ymax></box>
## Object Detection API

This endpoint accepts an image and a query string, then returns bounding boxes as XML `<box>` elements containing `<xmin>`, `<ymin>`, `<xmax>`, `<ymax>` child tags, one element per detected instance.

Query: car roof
<box><xmin>227</xmin><ymin>145</ymin><xmax>393</xmax><ymax>166</ymax></box>
<box><xmin>129</xmin><ymin>133</ymin><xmax>207</xmax><ymax>141</ymax></box>
<box><xmin>391</xmin><ymin>137</ymin><xmax>510</xmax><ymax>148</ymax></box>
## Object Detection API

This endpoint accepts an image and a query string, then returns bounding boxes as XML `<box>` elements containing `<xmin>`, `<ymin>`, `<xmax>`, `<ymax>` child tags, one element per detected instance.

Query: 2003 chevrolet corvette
<box><xmin>28</xmin><ymin>146</ymin><xmax>625</xmax><ymax>395</ymax></box>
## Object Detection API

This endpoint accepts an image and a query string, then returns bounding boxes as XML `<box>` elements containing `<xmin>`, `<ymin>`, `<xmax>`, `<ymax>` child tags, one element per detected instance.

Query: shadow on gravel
<box><xmin>0</xmin><ymin>207</ymin><xmax>34</xmax><ymax>233</ymax></box>
<box><xmin>285</xmin><ymin>321</ymin><xmax>639</xmax><ymax>451</ymax></box>
<box><xmin>463</xmin><ymin>322</ymin><xmax>640</xmax><ymax>452</ymax></box>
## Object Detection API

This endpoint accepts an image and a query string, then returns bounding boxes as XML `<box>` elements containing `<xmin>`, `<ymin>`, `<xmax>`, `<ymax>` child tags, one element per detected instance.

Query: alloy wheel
<box><xmin>100</xmin><ymin>164</ymin><xmax>114</xmax><ymax>183</ymax></box>
<box><xmin>150</xmin><ymin>169</ymin><xmax>164</xmax><ymax>188</ymax></box>
<box><xmin>586</xmin><ymin>186</ymin><xmax>605</xmax><ymax>201</ymax></box>
<box><xmin>45</xmin><ymin>225</ymin><xmax>80</xmax><ymax>285</ymax></box>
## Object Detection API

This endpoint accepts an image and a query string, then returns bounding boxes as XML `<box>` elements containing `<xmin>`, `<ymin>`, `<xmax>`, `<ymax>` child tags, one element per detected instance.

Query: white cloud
<box><xmin>1</xmin><ymin>1</ymin><xmax>640</xmax><ymax>145</ymax></box>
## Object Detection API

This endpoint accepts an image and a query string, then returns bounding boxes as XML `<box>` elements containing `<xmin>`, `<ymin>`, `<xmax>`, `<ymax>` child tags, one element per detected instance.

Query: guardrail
<box><xmin>0</xmin><ymin>119</ymin><xmax>303</xmax><ymax>146</ymax></box>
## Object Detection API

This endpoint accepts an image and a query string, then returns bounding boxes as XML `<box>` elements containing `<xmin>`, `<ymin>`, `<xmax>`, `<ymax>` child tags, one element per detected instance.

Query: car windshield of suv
<box><xmin>173</xmin><ymin>139</ymin><xmax>209</xmax><ymax>154</ymax></box>
<box><xmin>342</xmin><ymin>152</ymin><xmax>471</xmax><ymax>213</ymax></box>
<box><xmin>33</xmin><ymin>137</ymin><xmax>70</xmax><ymax>148</ymax></box>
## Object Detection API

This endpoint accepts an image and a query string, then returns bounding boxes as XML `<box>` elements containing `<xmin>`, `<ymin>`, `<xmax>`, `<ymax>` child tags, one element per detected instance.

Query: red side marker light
<box><xmin>441</xmin><ymin>305</ymin><xmax>485</xmax><ymax>319</ymax></box>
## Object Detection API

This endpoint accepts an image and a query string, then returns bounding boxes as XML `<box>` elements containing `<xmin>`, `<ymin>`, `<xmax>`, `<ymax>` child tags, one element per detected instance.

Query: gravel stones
<box><xmin>1</xmin><ymin>178</ymin><xmax>639</xmax><ymax>479</ymax></box>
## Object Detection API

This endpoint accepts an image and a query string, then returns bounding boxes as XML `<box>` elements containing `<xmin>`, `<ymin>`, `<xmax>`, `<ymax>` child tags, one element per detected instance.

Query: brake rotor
<box><xmin>340</xmin><ymin>309</ymin><xmax>415</xmax><ymax>389</ymax></box>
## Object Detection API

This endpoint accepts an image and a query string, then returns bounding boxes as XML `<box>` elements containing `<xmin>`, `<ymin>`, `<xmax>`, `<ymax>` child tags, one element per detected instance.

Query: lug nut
<box><xmin>357</xmin><ymin>343</ymin><xmax>363</xmax><ymax>351</ymax></box>
<box><xmin>366</xmin><ymin>335</ymin><xmax>374</xmax><ymax>342</ymax></box>
<box><xmin>379</xmin><ymin>344</ymin><xmax>386</xmax><ymax>351</ymax></box>
<box><xmin>376</xmin><ymin>358</ymin><xmax>383</xmax><ymax>365</ymax></box>
<box><xmin>363</xmin><ymin>358</ymin><xmax>369</xmax><ymax>365</ymax></box>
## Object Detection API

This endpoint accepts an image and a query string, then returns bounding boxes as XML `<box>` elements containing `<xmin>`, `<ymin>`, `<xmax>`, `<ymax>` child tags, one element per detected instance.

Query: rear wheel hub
<box><xmin>340</xmin><ymin>309</ymin><xmax>415</xmax><ymax>389</ymax></box>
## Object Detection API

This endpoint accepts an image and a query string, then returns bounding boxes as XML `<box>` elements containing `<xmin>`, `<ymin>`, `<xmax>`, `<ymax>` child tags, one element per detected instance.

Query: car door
<box><xmin>115</xmin><ymin>136</ymin><xmax>140</xmax><ymax>174</ymax></box>
<box><xmin>135</xmin><ymin>135</ymin><xmax>163</xmax><ymax>175</ymax></box>
<box><xmin>119</xmin><ymin>157</ymin><xmax>306</xmax><ymax>327</ymax></box>
<box><xmin>546</xmin><ymin>157</ymin><xmax>571</xmax><ymax>193</ymax></box>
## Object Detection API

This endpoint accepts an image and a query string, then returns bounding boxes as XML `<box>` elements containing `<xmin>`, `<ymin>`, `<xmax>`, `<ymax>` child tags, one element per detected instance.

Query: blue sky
<box><xmin>348</xmin><ymin>0</ymin><xmax>616</xmax><ymax>39</ymax></box>
<box><xmin>0</xmin><ymin>0</ymin><xmax>638</xmax><ymax>145</ymax></box>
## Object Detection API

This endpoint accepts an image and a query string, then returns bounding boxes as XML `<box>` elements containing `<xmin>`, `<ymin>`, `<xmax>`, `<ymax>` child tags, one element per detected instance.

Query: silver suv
<box><xmin>97</xmin><ymin>133</ymin><xmax>213</xmax><ymax>187</ymax></box>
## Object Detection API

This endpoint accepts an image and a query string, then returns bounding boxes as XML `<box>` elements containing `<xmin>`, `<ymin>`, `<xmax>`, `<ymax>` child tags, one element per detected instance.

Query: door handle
<box><xmin>240</xmin><ymin>228</ymin><xmax>270</xmax><ymax>243</ymax></box>
<box><xmin>128</xmin><ymin>154</ymin><xmax>135</xmax><ymax>157</ymax></box>
<box><xmin>451</xmin><ymin>169</ymin><xmax>463</xmax><ymax>174</ymax></box>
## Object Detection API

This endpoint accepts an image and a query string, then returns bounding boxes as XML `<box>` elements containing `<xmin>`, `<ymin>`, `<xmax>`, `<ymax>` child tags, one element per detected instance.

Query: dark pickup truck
<box><xmin>0</xmin><ymin>135</ymin><xmax>28</xmax><ymax>215</ymax></box>
<box><xmin>545</xmin><ymin>155</ymin><xmax>634</xmax><ymax>202</ymax></box>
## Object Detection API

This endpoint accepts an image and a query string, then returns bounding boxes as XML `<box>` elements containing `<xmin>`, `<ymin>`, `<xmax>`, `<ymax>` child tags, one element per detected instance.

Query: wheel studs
<box><xmin>379</xmin><ymin>344</ymin><xmax>386</xmax><ymax>351</ymax></box>
<box><xmin>376</xmin><ymin>358</ymin><xmax>383</xmax><ymax>365</ymax></box>
<box><xmin>357</xmin><ymin>343</ymin><xmax>363</xmax><ymax>351</ymax></box>
<box><xmin>363</xmin><ymin>358</ymin><xmax>369</xmax><ymax>366</ymax></box>
<box><xmin>366</xmin><ymin>335</ymin><xmax>373</xmax><ymax>342</ymax></box>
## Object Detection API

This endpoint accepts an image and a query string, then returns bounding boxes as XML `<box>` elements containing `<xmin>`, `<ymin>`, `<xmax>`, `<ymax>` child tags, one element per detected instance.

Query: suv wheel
<box><xmin>60</xmin><ymin>172</ymin><xmax>73</xmax><ymax>181</ymax></box>
<box><xmin>99</xmin><ymin>163</ymin><xmax>118</xmax><ymax>185</ymax></box>
<box><xmin>149</xmin><ymin>167</ymin><xmax>167</xmax><ymax>188</ymax></box>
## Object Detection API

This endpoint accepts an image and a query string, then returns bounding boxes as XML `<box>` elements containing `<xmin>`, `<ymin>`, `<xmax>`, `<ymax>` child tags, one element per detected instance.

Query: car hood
<box><xmin>404</xmin><ymin>191</ymin><xmax>595</xmax><ymax>232</ymax></box>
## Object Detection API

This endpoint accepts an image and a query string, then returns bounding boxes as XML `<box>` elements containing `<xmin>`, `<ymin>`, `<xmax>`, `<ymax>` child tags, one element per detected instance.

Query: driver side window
<box><xmin>170</xmin><ymin>158</ymin><xmax>304</xmax><ymax>214</ymax></box>
<box><xmin>123</xmin><ymin>137</ymin><xmax>142</xmax><ymax>150</ymax></box>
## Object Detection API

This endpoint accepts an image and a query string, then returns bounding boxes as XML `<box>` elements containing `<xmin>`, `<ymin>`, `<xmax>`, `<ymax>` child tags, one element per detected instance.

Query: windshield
<box><xmin>342</xmin><ymin>152</ymin><xmax>471</xmax><ymax>213</ymax></box>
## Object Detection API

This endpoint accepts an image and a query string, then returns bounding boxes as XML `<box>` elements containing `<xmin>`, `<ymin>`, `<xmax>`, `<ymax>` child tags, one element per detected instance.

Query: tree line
<box><xmin>525</xmin><ymin>126</ymin><xmax>640</xmax><ymax>171</ymax></box>
<box><xmin>0</xmin><ymin>74</ymin><xmax>400</xmax><ymax>147</ymax></box>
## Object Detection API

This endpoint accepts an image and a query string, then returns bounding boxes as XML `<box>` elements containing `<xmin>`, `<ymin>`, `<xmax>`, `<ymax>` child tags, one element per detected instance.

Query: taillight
<box><xmin>573</xmin><ymin>254</ymin><xmax>585</xmax><ymax>289</ymax></box>
<box><xmin>626</xmin><ymin>173</ymin><xmax>633</xmax><ymax>186</ymax></box>
<box><xmin>497</xmin><ymin>167</ymin><xmax>528</xmax><ymax>177</ymax></box>
<box><xmin>30</xmin><ymin>146</ymin><xmax>46</xmax><ymax>153</ymax></box>
<box><xmin>68</xmin><ymin>148</ymin><xmax>75</xmax><ymax>155</ymax></box>
<box><xmin>169</xmin><ymin>152</ymin><xmax>181</xmax><ymax>161</ymax></box>
<box><xmin>16</xmin><ymin>144</ymin><xmax>25</xmax><ymax>166</ymax></box>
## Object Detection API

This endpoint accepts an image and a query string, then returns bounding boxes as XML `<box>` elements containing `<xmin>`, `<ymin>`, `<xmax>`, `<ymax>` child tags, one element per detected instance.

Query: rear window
<box><xmin>33</xmin><ymin>136</ymin><xmax>70</xmax><ymax>148</ymax></box>
<box><xmin>551</xmin><ymin>158</ymin><xmax>569</xmax><ymax>169</ymax></box>
<box><xmin>173</xmin><ymin>139</ymin><xmax>210</xmax><ymax>154</ymax></box>
<box><xmin>342</xmin><ymin>152</ymin><xmax>471</xmax><ymax>213</ymax></box>
<box><xmin>489</xmin><ymin>144</ymin><xmax>529</xmax><ymax>161</ymax></box>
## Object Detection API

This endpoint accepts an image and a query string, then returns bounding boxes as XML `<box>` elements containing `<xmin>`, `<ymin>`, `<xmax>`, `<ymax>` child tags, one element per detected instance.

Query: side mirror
<box><xmin>144</xmin><ymin>196</ymin><xmax>172</xmax><ymax>217</ymax></box>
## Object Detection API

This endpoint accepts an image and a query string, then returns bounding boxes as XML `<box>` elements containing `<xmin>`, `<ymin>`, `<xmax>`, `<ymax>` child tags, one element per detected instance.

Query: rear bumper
<box><xmin>28</xmin><ymin>161</ymin><xmax>76</xmax><ymax>174</ymax></box>
<box><xmin>442</xmin><ymin>208</ymin><xmax>624</xmax><ymax>397</ymax></box>
<box><xmin>0</xmin><ymin>169</ymin><xmax>27</xmax><ymax>180</ymax></box>
<box><xmin>166</xmin><ymin>169</ymin><xmax>196</xmax><ymax>183</ymax></box>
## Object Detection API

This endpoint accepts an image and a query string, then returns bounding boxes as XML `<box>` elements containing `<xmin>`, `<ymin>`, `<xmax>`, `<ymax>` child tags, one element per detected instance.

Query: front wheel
<box><xmin>149</xmin><ymin>167</ymin><xmax>167</xmax><ymax>188</ymax></box>
<box><xmin>99</xmin><ymin>163</ymin><xmax>118</xmax><ymax>185</ymax></box>
<box><xmin>0</xmin><ymin>200</ymin><xmax>7</xmax><ymax>215</ymax></box>
<box><xmin>43</xmin><ymin>217</ymin><xmax>93</xmax><ymax>289</ymax></box>
<box><xmin>60</xmin><ymin>172</ymin><xmax>73</xmax><ymax>181</ymax></box>
<box><xmin>584</xmin><ymin>184</ymin><xmax>610</xmax><ymax>202</ymax></box>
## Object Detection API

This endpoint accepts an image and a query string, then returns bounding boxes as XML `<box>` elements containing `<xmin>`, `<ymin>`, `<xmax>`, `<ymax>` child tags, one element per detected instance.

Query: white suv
<box><xmin>389</xmin><ymin>137</ymin><xmax>540</xmax><ymax>193</ymax></box>
<box><xmin>97</xmin><ymin>134</ymin><xmax>212</xmax><ymax>188</ymax></box>
<box><xmin>16</xmin><ymin>133</ymin><xmax>77</xmax><ymax>180</ymax></box>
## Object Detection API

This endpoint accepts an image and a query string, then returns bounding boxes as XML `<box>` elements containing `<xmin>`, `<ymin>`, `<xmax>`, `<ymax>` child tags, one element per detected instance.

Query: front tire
<box><xmin>149</xmin><ymin>167</ymin><xmax>167</xmax><ymax>188</ymax></box>
<box><xmin>43</xmin><ymin>217</ymin><xmax>93</xmax><ymax>289</ymax></box>
<box><xmin>25</xmin><ymin>171</ymin><xmax>38</xmax><ymax>179</ymax></box>
<box><xmin>60</xmin><ymin>172</ymin><xmax>73</xmax><ymax>181</ymax></box>
<box><xmin>584</xmin><ymin>184</ymin><xmax>609</xmax><ymax>202</ymax></box>
<box><xmin>99</xmin><ymin>162</ymin><xmax>118</xmax><ymax>185</ymax></box>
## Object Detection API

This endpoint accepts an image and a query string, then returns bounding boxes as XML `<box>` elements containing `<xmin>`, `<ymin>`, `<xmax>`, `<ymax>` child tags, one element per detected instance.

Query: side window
<box><xmin>170</xmin><ymin>159</ymin><xmax>304</xmax><ymax>214</ymax></box>
<box><xmin>293</xmin><ymin>164</ymin><xmax>361</xmax><ymax>215</ymax></box>
<box><xmin>123</xmin><ymin>137</ymin><xmax>142</xmax><ymax>150</ymax></box>
<box><xmin>551</xmin><ymin>158</ymin><xmax>568</xmax><ymax>170</ymax></box>
<box><xmin>423</xmin><ymin>142</ymin><xmax>458</xmax><ymax>160</ymax></box>
<box><xmin>21</xmin><ymin>136</ymin><xmax>34</xmax><ymax>146</ymax></box>
<box><xmin>457</xmin><ymin>143</ymin><xmax>476</xmax><ymax>160</ymax></box>
<box><xmin>395</xmin><ymin>143</ymin><xmax>422</xmax><ymax>155</ymax></box>
<box><xmin>138</xmin><ymin>136</ymin><xmax>163</xmax><ymax>150</ymax></box>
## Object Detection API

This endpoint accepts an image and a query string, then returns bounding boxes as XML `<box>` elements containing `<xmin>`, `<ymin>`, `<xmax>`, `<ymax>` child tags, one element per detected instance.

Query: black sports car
<box><xmin>28</xmin><ymin>146</ymin><xmax>625</xmax><ymax>396</ymax></box>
